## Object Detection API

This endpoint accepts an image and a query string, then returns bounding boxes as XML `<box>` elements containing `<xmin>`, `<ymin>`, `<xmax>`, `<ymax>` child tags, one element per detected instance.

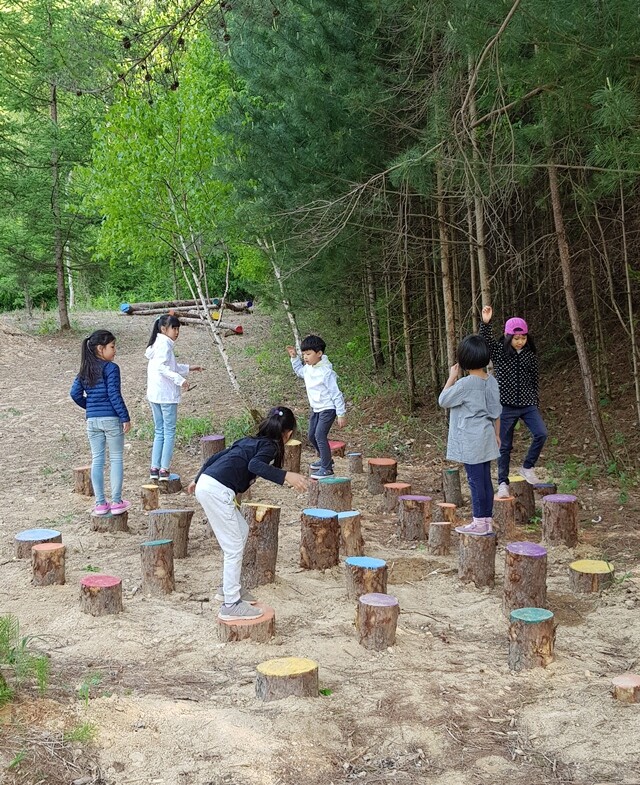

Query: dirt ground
<box><xmin>0</xmin><ymin>309</ymin><xmax>639</xmax><ymax>785</ymax></box>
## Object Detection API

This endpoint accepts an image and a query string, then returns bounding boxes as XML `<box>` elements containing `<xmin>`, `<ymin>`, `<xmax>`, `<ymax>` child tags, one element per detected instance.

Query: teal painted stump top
<box><xmin>345</xmin><ymin>556</ymin><xmax>386</xmax><ymax>569</ymax></box>
<box><xmin>337</xmin><ymin>510</ymin><xmax>360</xmax><ymax>519</ymax></box>
<box><xmin>510</xmin><ymin>607</ymin><xmax>554</xmax><ymax>624</ymax></box>
<box><xmin>16</xmin><ymin>528</ymin><xmax>61</xmax><ymax>541</ymax></box>
<box><xmin>303</xmin><ymin>508</ymin><xmax>338</xmax><ymax>518</ymax></box>
<box><xmin>141</xmin><ymin>539</ymin><xmax>173</xmax><ymax>547</ymax></box>
<box><xmin>318</xmin><ymin>477</ymin><xmax>350</xmax><ymax>485</ymax></box>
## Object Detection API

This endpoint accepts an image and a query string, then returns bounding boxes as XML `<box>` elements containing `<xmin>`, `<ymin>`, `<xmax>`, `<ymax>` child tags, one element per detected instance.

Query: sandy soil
<box><xmin>0</xmin><ymin>309</ymin><xmax>639</xmax><ymax>785</ymax></box>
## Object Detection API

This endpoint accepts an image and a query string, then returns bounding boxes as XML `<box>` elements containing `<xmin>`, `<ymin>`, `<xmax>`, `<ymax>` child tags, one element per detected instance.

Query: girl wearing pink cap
<box><xmin>479</xmin><ymin>305</ymin><xmax>547</xmax><ymax>498</ymax></box>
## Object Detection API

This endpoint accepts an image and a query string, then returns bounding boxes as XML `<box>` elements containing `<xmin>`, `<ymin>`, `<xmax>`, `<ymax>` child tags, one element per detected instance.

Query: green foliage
<box><xmin>0</xmin><ymin>615</ymin><xmax>49</xmax><ymax>706</ymax></box>
<box><xmin>64</xmin><ymin>722</ymin><xmax>97</xmax><ymax>743</ymax></box>
<box><xmin>77</xmin><ymin>673</ymin><xmax>103</xmax><ymax>707</ymax></box>
<box><xmin>82</xmin><ymin>565</ymin><xmax>101</xmax><ymax>572</ymax></box>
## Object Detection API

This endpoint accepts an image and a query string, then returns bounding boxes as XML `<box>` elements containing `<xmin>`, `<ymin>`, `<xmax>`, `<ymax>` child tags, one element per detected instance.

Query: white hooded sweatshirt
<box><xmin>145</xmin><ymin>333</ymin><xmax>190</xmax><ymax>404</ymax></box>
<box><xmin>291</xmin><ymin>354</ymin><xmax>346</xmax><ymax>415</ymax></box>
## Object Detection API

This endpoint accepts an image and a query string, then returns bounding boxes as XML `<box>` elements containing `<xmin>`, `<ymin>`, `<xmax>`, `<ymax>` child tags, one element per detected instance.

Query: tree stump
<box><xmin>503</xmin><ymin>542</ymin><xmax>547</xmax><ymax>615</ymax></box>
<box><xmin>80</xmin><ymin>574</ymin><xmax>123</xmax><ymax>616</ymax></box>
<box><xmin>457</xmin><ymin>531</ymin><xmax>496</xmax><ymax>587</ymax></box>
<box><xmin>533</xmin><ymin>482</ymin><xmax>557</xmax><ymax>502</ymax></box>
<box><xmin>344</xmin><ymin>556</ymin><xmax>388</xmax><ymax>599</ymax></box>
<box><xmin>357</xmin><ymin>593</ymin><xmax>400</xmax><ymax>650</ymax></box>
<box><xmin>158</xmin><ymin>473</ymin><xmax>183</xmax><ymax>494</ymax></box>
<box><xmin>367</xmin><ymin>458</ymin><xmax>398</xmax><ymax>495</ymax></box>
<box><xmin>31</xmin><ymin>543</ymin><xmax>65</xmax><ymax>586</ymax></box>
<box><xmin>307</xmin><ymin>477</ymin><xmax>320</xmax><ymax>507</ymax></box>
<box><xmin>493</xmin><ymin>495</ymin><xmax>516</xmax><ymax>540</ymax></box>
<box><xmin>218</xmin><ymin>603</ymin><xmax>275</xmax><ymax>643</ymax></box>
<box><xmin>611</xmin><ymin>674</ymin><xmax>640</xmax><ymax>703</ymax></box>
<box><xmin>148</xmin><ymin>508</ymin><xmax>194</xmax><ymax>558</ymax></box>
<box><xmin>434</xmin><ymin>502</ymin><xmax>457</xmax><ymax>523</ymax></box>
<box><xmin>398</xmin><ymin>495</ymin><xmax>431</xmax><ymax>541</ymax></box>
<box><xmin>337</xmin><ymin>510</ymin><xmax>364</xmax><ymax>557</ymax></box>
<box><xmin>347</xmin><ymin>453</ymin><xmax>363</xmax><ymax>474</ymax></box>
<box><xmin>329</xmin><ymin>439</ymin><xmax>346</xmax><ymax>458</ymax></box>
<box><xmin>442</xmin><ymin>467</ymin><xmax>463</xmax><ymax>507</ymax></box>
<box><xmin>141</xmin><ymin>484</ymin><xmax>160</xmax><ymax>511</ymax></box>
<box><xmin>73</xmin><ymin>466</ymin><xmax>93</xmax><ymax>496</ymax></box>
<box><xmin>283</xmin><ymin>439</ymin><xmax>302</xmax><ymax>472</ymax></box>
<box><xmin>568</xmin><ymin>559</ymin><xmax>614</xmax><ymax>593</ymax></box>
<box><xmin>15</xmin><ymin>529</ymin><xmax>62</xmax><ymax>560</ymax></box>
<box><xmin>140</xmin><ymin>539</ymin><xmax>175</xmax><ymax>595</ymax></box>
<box><xmin>383</xmin><ymin>482</ymin><xmax>412</xmax><ymax>513</ymax></box>
<box><xmin>542</xmin><ymin>494</ymin><xmax>578</xmax><ymax>547</ymax></box>
<box><xmin>509</xmin><ymin>475</ymin><xmax>536</xmax><ymax>527</ymax></box>
<box><xmin>508</xmin><ymin>607</ymin><xmax>556</xmax><ymax>671</ymax></box>
<box><xmin>255</xmin><ymin>657</ymin><xmax>319</xmax><ymax>702</ymax></box>
<box><xmin>428</xmin><ymin>521</ymin><xmax>452</xmax><ymax>555</ymax></box>
<box><xmin>91</xmin><ymin>510</ymin><xmax>130</xmax><ymax>534</ymax></box>
<box><xmin>200</xmin><ymin>434</ymin><xmax>226</xmax><ymax>462</ymax></box>
<box><xmin>300</xmin><ymin>508</ymin><xmax>340</xmax><ymax>570</ymax></box>
<box><xmin>240</xmin><ymin>503</ymin><xmax>281</xmax><ymax>588</ymax></box>
<box><xmin>317</xmin><ymin>477</ymin><xmax>352</xmax><ymax>512</ymax></box>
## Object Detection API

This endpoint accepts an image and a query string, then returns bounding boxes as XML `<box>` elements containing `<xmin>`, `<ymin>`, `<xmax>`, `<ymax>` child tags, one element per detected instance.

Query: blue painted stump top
<box><xmin>119</xmin><ymin>302</ymin><xmax>131</xmax><ymax>313</ymax></box>
<box><xmin>543</xmin><ymin>494</ymin><xmax>577</xmax><ymax>503</ymax></box>
<box><xmin>506</xmin><ymin>542</ymin><xmax>547</xmax><ymax>558</ymax></box>
<box><xmin>398</xmin><ymin>494</ymin><xmax>432</xmax><ymax>502</ymax></box>
<box><xmin>16</xmin><ymin>528</ymin><xmax>61</xmax><ymax>541</ymax></box>
<box><xmin>318</xmin><ymin>476</ymin><xmax>350</xmax><ymax>485</ymax></box>
<box><xmin>141</xmin><ymin>539</ymin><xmax>173</xmax><ymax>547</ymax></box>
<box><xmin>345</xmin><ymin>556</ymin><xmax>386</xmax><ymax>570</ymax></box>
<box><xmin>154</xmin><ymin>509</ymin><xmax>188</xmax><ymax>515</ymax></box>
<box><xmin>359</xmin><ymin>592</ymin><xmax>398</xmax><ymax>607</ymax></box>
<box><xmin>510</xmin><ymin>607</ymin><xmax>554</xmax><ymax>624</ymax></box>
<box><xmin>337</xmin><ymin>510</ymin><xmax>360</xmax><ymax>520</ymax></box>
<box><xmin>167</xmin><ymin>473</ymin><xmax>181</xmax><ymax>481</ymax></box>
<box><xmin>346</xmin><ymin>452</ymin><xmax>362</xmax><ymax>457</ymax></box>
<box><xmin>534</xmin><ymin>483</ymin><xmax>556</xmax><ymax>491</ymax></box>
<box><xmin>303</xmin><ymin>508</ymin><xmax>338</xmax><ymax>518</ymax></box>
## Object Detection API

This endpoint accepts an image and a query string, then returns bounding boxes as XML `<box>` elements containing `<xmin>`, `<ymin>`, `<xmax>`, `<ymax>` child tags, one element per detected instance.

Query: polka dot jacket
<box><xmin>478</xmin><ymin>321</ymin><xmax>539</xmax><ymax>407</ymax></box>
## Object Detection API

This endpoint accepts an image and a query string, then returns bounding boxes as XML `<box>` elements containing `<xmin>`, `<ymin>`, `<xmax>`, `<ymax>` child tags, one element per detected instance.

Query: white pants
<box><xmin>195</xmin><ymin>474</ymin><xmax>248</xmax><ymax>604</ymax></box>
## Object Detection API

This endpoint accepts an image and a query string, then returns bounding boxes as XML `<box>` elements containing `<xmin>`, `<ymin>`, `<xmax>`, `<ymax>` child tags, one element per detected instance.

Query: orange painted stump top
<box><xmin>32</xmin><ymin>543</ymin><xmax>64</xmax><ymax>554</ymax></box>
<box><xmin>368</xmin><ymin>458</ymin><xmax>397</xmax><ymax>467</ymax></box>
<box><xmin>218</xmin><ymin>602</ymin><xmax>274</xmax><ymax>628</ymax></box>
<box><xmin>437</xmin><ymin>502</ymin><xmax>456</xmax><ymax>509</ymax></box>
<box><xmin>80</xmin><ymin>574</ymin><xmax>121</xmax><ymax>589</ymax></box>
<box><xmin>384</xmin><ymin>482</ymin><xmax>411</xmax><ymax>491</ymax></box>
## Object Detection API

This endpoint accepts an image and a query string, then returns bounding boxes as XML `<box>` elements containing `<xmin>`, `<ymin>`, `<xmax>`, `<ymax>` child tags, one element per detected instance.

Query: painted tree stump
<box><xmin>140</xmin><ymin>539</ymin><xmax>175</xmax><ymax>595</ymax></box>
<box><xmin>240</xmin><ymin>503</ymin><xmax>281</xmax><ymax>588</ymax></box>
<box><xmin>307</xmin><ymin>478</ymin><xmax>320</xmax><ymax>507</ymax></box>
<box><xmin>503</xmin><ymin>542</ymin><xmax>547</xmax><ymax>615</ymax></box>
<box><xmin>317</xmin><ymin>476</ymin><xmax>352</xmax><ymax>512</ymax></box>
<box><xmin>300</xmin><ymin>508</ymin><xmax>340</xmax><ymax>570</ymax></box>
<box><xmin>533</xmin><ymin>482</ymin><xmax>557</xmax><ymax>502</ymax></box>
<box><xmin>442</xmin><ymin>467</ymin><xmax>463</xmax><ymax>507</ymax></box>
<box><xmin>255</xmin><ymin>657</ymin><xmax>319</xmax><ymax>702</ymax></box>
<box><xmin>458</xmin><ymin>531</ymin><xmax>496</xmax><ymax>587</ymax></box>
<box><xmin>158</xmin><ymin>473</ymin><xmax>183</xmax><ymax>494</ymax></box>
<box><xmin>508</xmin><ymin>607</ymin><xmax>555</xmax><ymax>671</ymax></box>
<box><xmin>200</xmin><ymin>434</ymin><xmax>226</xmax><ymax>462</ymax></box>
<box><xmin>428</xmin><ymin>521</ymin><xmax>452</xmax><ymax>555</ymax></box>
<box><xmin>218</xmin><ymin>603</ymin><xmax>275</xmax><ymax>643</ymax></box>
<box><xmin>72</xmin><ymin>466</ymin><xmax>93</xmax><ymax>496</ymax></box>
<box><xmin>367</xmin><ymin>458</ymin><xmax>398</xmax><ymax>495</ymax></box>
<box><xmin>542</xmin><ymin>494</ymin><xmax>578</xmax><ymax>547</ymax></box>
<box><xmin>329</xmin><ymin>439</ymin><xmax>347</xmax><ymax>458</ymax></box>
<box><xmin>337</xmin><ymin>510</ymin><xmax>364</xmax><ymax>557</ymax></box>
<box><xmin>283</xmin><ymin>439</ymin><xmax>302</xmax><ymax>472</ymax></box>
<box><xmin>611</xmin><ymin>674</ymin><xmax>640</xmax><ymax>703</ymax></box>
<box><xmin>398</xmin><ymin>495</ymin><xmax>431</xmax><ymax>541</ymax></box>
<box><xmin>383</xmin><ymin>482</ymin><xmax>412</xmax><ymax>513</ymax></box>
<box><xmin>15</xmin><ymin>529</ymin><xmax>62</xmax><ymax>560</ymax></box>
<box><xmin>357</xmin><ymin>593</ymin><xmax>400</xmax><ymax>651</ymax></box>
<box><xmin>91</xmin><ymin>510</ymin><xmax>130</xmax><ymax>534</ymax></box>
<box><xmin>80</xmin><ymin>574</ymin><xmax>123</xmax><ymax>616</ymax></box>
<box><xmin>347</xmin><ymin>452</ymin><xmax>363</xmax><ymax>474</ymax></box>
<box><xmin>493</xmin><ymin>495</ymin><xmax>516</xmax><ymax>540</ymax></box>
<box><xmin>148</xmin><ymin>508</ymin><xmax>194</xmax><ymax>558</ymax></box>
<box><xmin>141</xmin><ymin>484</ymin><xmax>160</xmax><ymax>511</ymax></box>
<box><xmin>344</xmin><ymin>556</ymin><xmax>388</xmax><ymax>599</ymax></box>
<box><xmin>31</xmin><ymin>543</ymin><xmax>65</xmax><ymax>586</ymax></box>
<box><xmin>568</xmin><ymin>559</ymin><xmax>614</xmax><ymax>593</ymax></box>
<box><xmin>509</xmin><ymin>475</ymin><xmax>536</xmax><ymax>527</ymax></box>
<box><xmin>434</xmin><ymin>502</ymin><xmax>457</xmax><ymax>523</ymax></box>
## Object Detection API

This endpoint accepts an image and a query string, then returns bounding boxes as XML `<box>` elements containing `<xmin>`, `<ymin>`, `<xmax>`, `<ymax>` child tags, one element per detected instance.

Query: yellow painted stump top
<box><xmin>242</xmin><ymin>502</ymin><xmax>280</xmax><ymax>522</ymax></box>
<box><xmin>142</xmin><ymin>484</ymin><xmax>159</xmax><ymax>490</ymax></box>
<box><xmin>256</xmin><ymin>657</ymin><xmax>318</xmax><ymax>677</ymax></box>
<box><xmin>569</xmin><ymin>559</ymin><xmax>614</xmax><ymax>574</ymax></box>
<box><xmin>508</xmin><ymin>474</ymin><xmax>525</xmax><ymax>483</ymax></box>
<box><xmin>285</xmin><ymin>439</ymin><xmax>302</xmax><ymax>446</ymax></box>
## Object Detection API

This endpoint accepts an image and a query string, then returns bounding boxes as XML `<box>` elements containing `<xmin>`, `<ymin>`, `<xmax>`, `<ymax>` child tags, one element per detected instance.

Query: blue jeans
<box><xmin>86</xmin><ymin>417</ymin><xmax>124</xmax><ymax>504</ymax></box>
<box><xmin>464</xmin><ymin>462</ymin><xmax>494</xmax><ymax>518</ymax></box>
<box><xmin>499</xmin><ymin>405</ymin><xmax>548</xmax><ymax>485</ymax></box>
<box><xmin>309</xmin><ymin>410</ymin><xmax>337</xmax><ymax>470</ymax></box>
<box><xmin>150</xmin><ymin>402</ymin><xmax>178</xmax><ymax>470</ymax></box>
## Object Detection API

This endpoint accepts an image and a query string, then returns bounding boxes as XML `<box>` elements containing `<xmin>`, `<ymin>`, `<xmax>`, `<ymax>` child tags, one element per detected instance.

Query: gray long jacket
<box><xmin>438</xmin><ymin>374</ymin><xmax>501</xmax><ymax>464</ymax></box>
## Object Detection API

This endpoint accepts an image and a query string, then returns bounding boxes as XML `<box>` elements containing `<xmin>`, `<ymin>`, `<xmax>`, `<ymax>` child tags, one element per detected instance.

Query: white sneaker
<box><xmin>520</xmin><ymin>467</ymin><xmax>542</xmax><ymax>485</ymax></box>
<box><xmin>214</xmin><ymin>586</ymin><xmax>257</xmax><ymax>604</ymax></box>
<box><xmin>455</xmin><ymin>518</ymin><xmax>491</xmax><ymax>535</ymax></box>
<box><xmin>218</xmin><ymin>600</ymin><xmax>264</xmax><ymax>621</ymax></box>
<box><xmin>497</xmin><ymin>482</ymin><xmax>510</xmax><ymax>499</ymax></box>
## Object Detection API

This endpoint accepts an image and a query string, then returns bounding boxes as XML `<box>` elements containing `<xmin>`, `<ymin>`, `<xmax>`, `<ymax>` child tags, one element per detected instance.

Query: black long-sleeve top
<box><xmin>194</xmin><ymin>436</ymin><xmax>286</xmax><ymax>494</ymax></box>
<box><xmin>478</xmin><ymin>321</ymin><xmax>539</xmax><ymax>407</ymax></box>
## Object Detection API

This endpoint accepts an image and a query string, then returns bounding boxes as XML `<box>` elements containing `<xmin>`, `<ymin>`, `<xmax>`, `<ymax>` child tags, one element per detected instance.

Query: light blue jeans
<box><xmin>86</xmin><ymin>417</ymin><xmax>124</xmax><ymax>504</ymax></box>
<box><xmin>150</xmin><ymin>402</ymin><xmax>178</xmax><ymax>470</ymax></box>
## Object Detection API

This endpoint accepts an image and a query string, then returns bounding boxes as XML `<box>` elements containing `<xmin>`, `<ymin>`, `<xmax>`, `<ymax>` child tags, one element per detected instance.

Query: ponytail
<box><xmin>147</xmin><ymin>314</ymin><xmax>181</xmax><ymax>347</ymax></box>
<box><xmin>79</xmin><ymin>330</ymin><xmax>116</xmax><ymax>386</ymax></box>
<box><xmin>256</xmin><ymin>406</ymin><xmax>297</xmax><ymax>468</ymax></box>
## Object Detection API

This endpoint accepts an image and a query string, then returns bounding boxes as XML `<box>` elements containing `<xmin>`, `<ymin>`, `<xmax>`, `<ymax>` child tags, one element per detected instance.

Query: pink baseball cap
<box><xmin>504</xmin><ymin>317</ymin><xmax>528</xmax><ymax>335</ymax></box>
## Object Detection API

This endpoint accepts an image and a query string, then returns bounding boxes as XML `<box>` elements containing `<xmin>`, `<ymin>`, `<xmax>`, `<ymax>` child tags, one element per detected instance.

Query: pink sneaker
<box><xmin>455</xmin><ymin>518</ymin><xmax>491</xmax><ymax>535</ymax></box>
<box><xmin>93</xmin><ymin>502</ymin><xmax>110</xmax><ymax>516</ymax></box>
<box><xmin>110</xmin><ymin>500</ymin><xmax>131</xmax><ymax>515</ymax></box>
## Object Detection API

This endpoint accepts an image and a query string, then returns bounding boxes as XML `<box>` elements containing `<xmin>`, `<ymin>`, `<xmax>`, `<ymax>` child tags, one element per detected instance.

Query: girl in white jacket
<box><xmin>145</xmin><ymin>315</ymin><xmax>203</xmax><ymax>482</ymax></box>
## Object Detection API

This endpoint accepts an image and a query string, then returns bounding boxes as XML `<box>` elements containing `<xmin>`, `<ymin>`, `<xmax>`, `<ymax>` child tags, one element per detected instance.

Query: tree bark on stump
<box><xmin>140</xmin><ymin>539</ymin><xmax>175</xmax><ymax>595</ymax></box>
<box><xmin>317</xmin><ymin>477</ymin><xmax>352</xmax><ymax>512</ymax></box>
<box><xmin>218</xmin><ymin>603</ymin><xmax>275</xmax><ymax>643</ymax></box>
<box><xmin>367</xmin><ymin>458</ymin><xmax>398</xmax><ymax>495</ymax></box>
<box><xmin>73</xmin><ymin>466</ymin><xmax>93</xmax><ymax>496</ymax></box>
<box><xmin>344</xmin><ymin>556</ymin><xmax>388</xmax><ymax>599</ymax></box>
<box><xmin>383</xmin><ymin>482</ymin><xmax>412</xmax><ymax>513</ymax></box>
<box><xmin>493</xmin><ymin>496</ymin><xmax>516</xmax><ymax>540</ymax></box>
<box><xmin>31</xmin><ymin>543</ymin><xmax>65</xmax><ymax>586</ymax></box>
<box><xmin>158</xmin><ymin>473</ymin><xmax>183</xmax><ymax>494</ymax></box>
<box><xmin>428</xmin><ymin>521</ymin><xmax>452</xmax><ymax>555</ymax></box>
<box><xmin>15</xmin><ymin>528</ymin><xmax>62</xmax><ymax>559</ymax></box>
<box><xmin>329</xmin><ymin>440</ymin><xmax>346</xmax><ymax>458</ymax></box>
<box><xmin>240</xmin><ymin>503</ymin><xmax>281</xmax><ymax>588</ymax></box>
<box><xmin>347</xmin><ymin>453</ymin><xmax>363</xmax><ymax>474</ymax></box>
<box><xmin>503</xmin><ymin>542</ymin><xmax>547</xmax><ymax>615</ymax></box>
<box><xmin>510</xmin><ymin>476</ymin><xmax>535</xmax><ymax>527</ymax></box>
<box><xmin>307</xmin><ymin>478</ymin><xmax>319</xmax><ymax>507</ymax></box>
<box><xmin>611</xmin><ymin>674</ymin><xmax>640</xmax><ymax>703</ymax></box>
<box><xmin>569</xmin><ymin>559</ymin><xmax>614</xmax><ymax>593</ymax></box>
<box><xmin>458</xmin><ymin>531</ymin><xmax>496</xmax><ymax>587</ymax></box>
<box><xmin>300</xmin><ymin>509</ymin><xmax>340</xmax><ymax>569</ymax></box>
<box><xmin>398</xmin><ymin>495</ymin><xmax>431</xmax><ymax>541</ymax></box>
<box><xmin>533</xmin><ymin>483</ymin><xmax>557</xmax><ymax>503</ymax></box>
<box><xmin>80</xmin><ymin>574</ymin><xmax>123</xmax><ymax>616</ymax></box>
<box><xmin>255</xmin><ymin>657</ymin><xmax>319</xmax><ymax>702</ymax></box>
<box><xmin>508</xmin><ymin>608</ymin><xmax>555</xmax><ymax>670</ymax></box>
<box><xmin>91</xmin><ymin>510</ymin><xmax>130</xmax><ymax>533</ymax></box>
<box><xmin>337</xmin><ymin>511</ymin><xmax>364</xmax><ymax>557</ymax></box>
<box><xmin>542</xmin><ymin>494</ymin><xmax>578</xmax><ymax>547</ymax></box>
<box><xmin>141</xmin><ymin>484</ymin><xmax>160</xmax><ymax>511</ymax></box>
<box><xmin>434</xmin><ymin>502</ymin><xmax>457</xmax><ymax>523</ymax></box>
<box><xmin>357</xmin><ymin>593</ymin><xmax>400</xmax><ymax>650</ymax></box>
<box><xmin>442</xmin><ymin>467</ymin><xmax>463</xmax><ymax>506</ymax></box>
<box><xmin>283</xmin><ymin>439</ymin><xmax>302</xmax><ymax>472</ymax></box>
<box><xmin>148</xmin><ymin>509</ymin><xmax>194</xmax><ymax>558</ymax></box>
<box><xmin>200</xmin><ymin>434</ymin><xmax>226</xmax><ymax>462</ymax></box>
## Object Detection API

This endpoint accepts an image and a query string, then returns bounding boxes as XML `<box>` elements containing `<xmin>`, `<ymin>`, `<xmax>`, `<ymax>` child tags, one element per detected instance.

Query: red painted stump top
<box><xmin>80</xmin><ymin>574</ymin><xmax>121</xmax><ymax>589</ymax></box>
<box><xmin>368</xmin><ymin>458</ymin><xmax>397</xmax><ymax>467</ymax></box>
<box><xmin>329</xmin><ymin>440</ymin><xmax>346</xmax><ymax>450</ymax></box>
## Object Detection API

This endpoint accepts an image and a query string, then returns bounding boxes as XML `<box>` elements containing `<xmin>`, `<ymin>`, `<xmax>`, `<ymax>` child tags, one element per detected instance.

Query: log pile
<box><xmin>119</xmin><ymin>298</ymin><xmax>251</xmax><ymax>334</ymax></box>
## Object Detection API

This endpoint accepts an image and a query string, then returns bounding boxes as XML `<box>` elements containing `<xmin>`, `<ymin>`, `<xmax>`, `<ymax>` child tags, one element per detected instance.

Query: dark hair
<box><xmin>256</xmin><ymin>406</ymin><xmax>297</xmax><ymax>468</ymax></box>
<box><xmin>300</xmin><ymin>334</ymin><xmax>326</xmax><ymax>354</ymax></box>
<box><xmin>147</xmin><ymin>314</ymin><xmax>181</xmax><ymax>347</ymax></box>
<box><xmin>79</xmin><ymin>330</ymin><xmax>116</xmax><ymax>386</ymax></box>
<box><xmin>457</xmin><ymin>335</ymin><xmax>491</xmax><ymax>371</ymax></box>
<box><xmin>502</xmin><ymin>334</ymin><xmax>537</xmax><ymax>355</ymax></box>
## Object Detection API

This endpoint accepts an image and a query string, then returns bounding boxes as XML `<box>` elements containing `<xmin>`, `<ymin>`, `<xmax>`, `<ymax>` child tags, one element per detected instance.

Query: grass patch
<box><xmin>63</xmin><ymin>722</ymin><xmax>97</xmax><ymax>743</ymax></box>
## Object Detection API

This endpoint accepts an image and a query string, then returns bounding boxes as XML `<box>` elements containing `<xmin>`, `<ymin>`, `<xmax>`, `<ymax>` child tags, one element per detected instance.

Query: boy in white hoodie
<box><xmin>287</xmin><ymin>335</ymin><xmax>346</xmax><ymax>478</ymax></box>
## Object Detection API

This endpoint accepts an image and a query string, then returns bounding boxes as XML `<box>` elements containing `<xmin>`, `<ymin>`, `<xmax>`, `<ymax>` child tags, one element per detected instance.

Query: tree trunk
<box><xmin>49</xmin><ymin>79</ymin><xmax>70</xmax><ymax>330</ymax></box>
<box><xmin>436</xmin><ymin>165</ymin><xmax>456</xmax><ymax>366</ymax></box>
<box><xmin>365</xmin><ymin>258</ymin><xmax>384</xmax><ymax>369</ymax></box>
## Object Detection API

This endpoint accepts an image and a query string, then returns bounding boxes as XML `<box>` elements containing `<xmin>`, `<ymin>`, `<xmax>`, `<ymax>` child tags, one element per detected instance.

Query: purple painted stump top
<box><xmin>81</xmin><ymin>574</ymin><xmax>121</xmax><ymax>589</ymax></box>
<box><xmin>398</xmin><ymin>495</ymin><xmax>432</xmax><ymax>503</ymax></box>
<box><xmin>201</xmin><ymin>434</ymin><xmax>224</xmax><ymax>442</ymax></box>
<box><xmin>543</xmin><ymin>494</ymin><xmax>577</xmax><ymax>504</ymax></box>
<box><xmin>506</xmin><ymin>541</ymin><xmax>547</xmax><ymax>558</ymax></box>
<box><xmin>359</xmin><ymin>592</ymin><xmax>399</xmax><ymax>607</ymax></box>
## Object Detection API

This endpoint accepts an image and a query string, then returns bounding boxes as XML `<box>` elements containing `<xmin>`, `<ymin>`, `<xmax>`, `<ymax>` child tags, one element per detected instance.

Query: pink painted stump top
<box><xmin>218</xmin><ymin>602</ymin><xmax>275</xmax><ymax>628</ymax></box>
<box><xmin>398</xmin><ymin>494</ymin><xmax>432</xmax><ymax>503</ymax></box>
<box><xmin>201</xmin><ymin>434</ymin><xmax>225</xmax><ymax>444</ymax></box>
<box><xmin>329</xmin><ymin>440</ymin><xmax>346</xmax><ymax>451</ymax></box>
<box><xmin>384</xmin><ymin>482</ymin><xmax>411</xmax><ymax>491</ymax></box>
<box><xmin>80</xmin><ymin>574</ymin><xmax>121</xmax><ymax>589</ymax></box>
<box><xmin>543</xmin><ymin>494</ymin><xmax>577</xmax><ymax>503</ymax></box>
<box><xmin>612</xmin><ymin>673</ymin><xmax>640</xmax><ymax>689</ymax></box>
<box><xmin>359</xmin><ymin>592</ymin><xmax>399</xmax><ymax>608</ymax></box>
<box><xmin>368</xmin><ymin>458</ymin><xmax>397</xmax><ymax>467</ymax></box>
<box><xmin>506</xmin><ymin>542</ymin><xmax>547</xmax><ymax>558</ymax></box>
